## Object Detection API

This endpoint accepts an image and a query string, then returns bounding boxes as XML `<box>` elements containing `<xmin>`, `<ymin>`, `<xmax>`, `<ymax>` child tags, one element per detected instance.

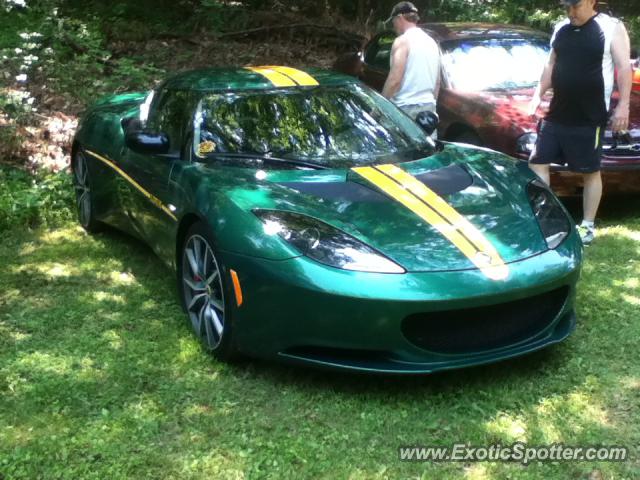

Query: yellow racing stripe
<box><xmin>352</xmin><ymin>165</ymin><xmax>509</xmax><ymax>280</ymax></box>
<box><xmin>270</xmin><ymin>66</ymin><xmax>319</xmax><ymax>86</ymax></box>
<box><xmin>245</xmin><ymin>66</ymin><xmax>297</xmax><ymax>87</ymax></box>
<box><xmin>376</xmin><ymin>164</ymin><xmax>507</xmax><ymax>272</ymax></box>
<box><xmin>85</xmin><ymin>150</ymin><xmax>178</xmax><ymax>222</ymax></box>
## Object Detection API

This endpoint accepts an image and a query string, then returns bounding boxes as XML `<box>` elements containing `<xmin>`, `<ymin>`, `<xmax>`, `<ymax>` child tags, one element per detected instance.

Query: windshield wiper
<box><xmin>204</xmin><ymin>152</ymin><xmax>328</xmax><ymax>170</ymax></box>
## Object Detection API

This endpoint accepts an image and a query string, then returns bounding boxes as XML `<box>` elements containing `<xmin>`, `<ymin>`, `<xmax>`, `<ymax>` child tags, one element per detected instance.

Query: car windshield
<box><xmin>193</xmin><ymin>84</ymin><xmax>434</xmax><ymax>169</ymax></box>
<box><xmin>442</xmin><ymin>38</ymin><xmax>550</xmax><ymax>91</ymax></box>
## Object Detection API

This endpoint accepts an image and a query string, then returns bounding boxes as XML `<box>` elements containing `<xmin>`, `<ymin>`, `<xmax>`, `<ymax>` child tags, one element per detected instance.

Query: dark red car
<box><xmin>334</xmin><ymin>22</ymin><xmax>640</xmax><ymax>195</ymax></box>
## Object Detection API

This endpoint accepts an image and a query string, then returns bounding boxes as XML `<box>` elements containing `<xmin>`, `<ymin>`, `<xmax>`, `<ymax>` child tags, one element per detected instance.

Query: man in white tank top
<box><xmin>382</xmin><ymin>2</ymin><xmax>441</xmax><ymax>123</ymax></box>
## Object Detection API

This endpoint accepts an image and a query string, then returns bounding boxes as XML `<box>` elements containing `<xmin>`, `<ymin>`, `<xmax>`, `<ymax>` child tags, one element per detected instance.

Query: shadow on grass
<box><xmin>1</xmin><ymin>221</ymin><xmax>639</xmax><ymax>478</ymax></box>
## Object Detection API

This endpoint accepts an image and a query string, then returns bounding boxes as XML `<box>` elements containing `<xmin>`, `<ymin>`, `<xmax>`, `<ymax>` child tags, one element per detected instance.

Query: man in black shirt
<box><xmin>528</xmin><ymin>0</ymin><xmax>631</xmax><ymax>245</ymax></box>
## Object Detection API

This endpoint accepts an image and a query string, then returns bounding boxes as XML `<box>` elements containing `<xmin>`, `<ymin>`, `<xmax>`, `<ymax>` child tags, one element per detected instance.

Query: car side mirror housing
<box><xmin>125</xmin><ymin>130</ymin><xmax>170</xmax><ymax>155</ymax></box>
<box><xmin>415</xmin><ymin>111</ymin><xmax>439</xmax><ymax>136</ymax></box>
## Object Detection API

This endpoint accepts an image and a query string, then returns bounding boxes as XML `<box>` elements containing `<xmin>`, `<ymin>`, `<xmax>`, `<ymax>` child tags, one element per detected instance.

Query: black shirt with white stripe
<box><xmin>547</xmin><ymin>13</ymin><xmax>618</xmax><ymax>127</ymax></box>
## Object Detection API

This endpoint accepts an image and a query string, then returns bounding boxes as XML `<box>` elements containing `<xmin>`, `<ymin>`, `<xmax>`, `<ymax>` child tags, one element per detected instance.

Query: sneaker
<box><xmin>577</xmin><ymin>225</ymin><xmax>595</xmax><ymax>245</ymax></box>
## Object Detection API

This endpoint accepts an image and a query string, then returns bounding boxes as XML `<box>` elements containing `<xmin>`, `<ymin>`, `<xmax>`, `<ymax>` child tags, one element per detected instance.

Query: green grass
<box><xmin>1</xmin><ymin>197</ymin><xmax>640</xmax><ymax>479</ymax></box>
<box><xmin>0</xmin><ymin>167</ymin><xmax>74</xmax><ymax>232</ymax></box>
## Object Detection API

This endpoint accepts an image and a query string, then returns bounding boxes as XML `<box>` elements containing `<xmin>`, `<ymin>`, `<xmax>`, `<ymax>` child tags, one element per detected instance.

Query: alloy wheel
<box><xmin>182</xmin><ymin>234</ymin><xmax>226</xmax><ymax>349</ymax></box>
<box><xmin>73</xmin><ymin>152</ymin><xmax>92</xmax><ymax>228</ymax></box>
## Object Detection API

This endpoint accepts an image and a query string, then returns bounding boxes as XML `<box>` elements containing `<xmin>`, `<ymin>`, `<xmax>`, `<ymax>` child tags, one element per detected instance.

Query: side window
<box><xmin>363</xmin><ymin>34</ymin><xmax>395</xmax><ymax>71</ymax></box>
<box><xmin>147</xmin><ymin>89</ymin><xmax>194</xmax><ymax>154</ymax></box>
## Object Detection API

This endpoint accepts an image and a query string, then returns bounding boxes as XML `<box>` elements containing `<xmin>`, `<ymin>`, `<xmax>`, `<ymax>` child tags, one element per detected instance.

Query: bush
<box><xmin>0</xmin><ymin>166</ymin><xmax>75</xmax><ymax>232</ymax></box>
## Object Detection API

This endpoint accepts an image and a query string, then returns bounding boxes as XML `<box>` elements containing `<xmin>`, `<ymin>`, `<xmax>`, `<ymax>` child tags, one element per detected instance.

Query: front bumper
<box><xmin>221</xmin><ymin>231</ymin><xmax>582</xmax><ymax>374</ymax></box>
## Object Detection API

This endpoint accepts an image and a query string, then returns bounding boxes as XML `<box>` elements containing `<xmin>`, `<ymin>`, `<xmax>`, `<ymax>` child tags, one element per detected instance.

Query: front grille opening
<box><xmin>401</xmin><ymin>286</ymin><xmax>569</xmax><ymax>355</ymax></box>
<box><xmin>602</xmin><ymin>144</ymin><xmax>640</xmax><ymax>157</ymax></box>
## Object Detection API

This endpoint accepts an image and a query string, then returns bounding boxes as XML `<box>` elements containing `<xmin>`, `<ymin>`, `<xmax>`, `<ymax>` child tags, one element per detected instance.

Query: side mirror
<box><xmin>125</xmin><ymin>130</ymin><xmax>170</xmax><ymax>155</ymax></box>
<box><xmin>415</xmin><ymin>111</ymin><xmax>439</xmax><ymax>136</ymax></box>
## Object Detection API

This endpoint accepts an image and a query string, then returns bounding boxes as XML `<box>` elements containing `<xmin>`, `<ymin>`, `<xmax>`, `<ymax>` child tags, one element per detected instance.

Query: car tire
<box><xmin>453</xmin><ymin>131</ymin><xmax>483</xmax><ymax>147</ymax></box>
<box><xmin>178</xmin><ymin>222</ymin><xmax>238</xmax><ymax>361</ymax></box>
<box><xmin>72</xmin><ymin>147</ymin><xmax>103</xmax><ymax>233</ymax></box>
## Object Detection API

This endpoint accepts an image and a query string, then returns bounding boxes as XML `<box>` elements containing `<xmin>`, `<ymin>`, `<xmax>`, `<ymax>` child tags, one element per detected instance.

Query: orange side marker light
<box><xmin>230</xmin><ymin>269</ymin><xmax>243</xmax><ymax>307</ymax></box>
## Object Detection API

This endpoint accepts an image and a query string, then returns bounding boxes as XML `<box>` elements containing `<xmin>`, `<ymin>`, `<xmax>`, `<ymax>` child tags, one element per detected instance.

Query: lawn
<box><xmin>1</xmin><ymin>197</ymin><xmax>639</xmax><ymax>479</ymax></box>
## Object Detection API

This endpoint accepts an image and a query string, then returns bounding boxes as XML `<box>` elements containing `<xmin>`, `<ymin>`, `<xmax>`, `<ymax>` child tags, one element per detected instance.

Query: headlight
<box><xmin>527</xmin><ymin>179</ymin><xmax>570</xmax><ymax>249</ymax></box>
<box><xmin>253</xmin><ymin>210</ymin><xmax>405</xmax><ymax>273</ymax></box>
<box><xmin>516</xmin><ymin>132</ymin><xmax>537</xmax><ymax>155</ymax></box>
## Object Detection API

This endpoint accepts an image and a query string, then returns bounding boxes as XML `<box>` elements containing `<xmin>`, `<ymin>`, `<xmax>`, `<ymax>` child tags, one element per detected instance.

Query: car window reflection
<box><xmin>193</xmin><ymin>84</ymin><xmax>433</xmax><ymax>169</ymax></box>
<box><xmin>442</xmin><ymin>38</ymin><xmax>549</xmax><ymax>91</ymax></box>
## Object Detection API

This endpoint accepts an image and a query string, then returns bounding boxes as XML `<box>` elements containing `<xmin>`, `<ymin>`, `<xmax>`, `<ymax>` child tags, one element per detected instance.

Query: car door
<box><xmin>360</xmin><ymin>32</ymin><xmax>396</xmax><ymax>91</ymax></box>
<box><xmin>119</xmin><ymin>88</ymin><xmax>196</xmax><ymax>260</ymax></box>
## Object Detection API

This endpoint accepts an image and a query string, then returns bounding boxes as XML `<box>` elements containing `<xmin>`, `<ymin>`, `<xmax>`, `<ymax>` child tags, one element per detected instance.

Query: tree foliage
<box><xmin>5</xmin><ymin>0</ymin><xmax>639</xmax><ymax>36</ymax></box>
<box><xmin>1</xmin><ymin>0</ymin><xmax>637</xmax><ymax>173</ymax></box>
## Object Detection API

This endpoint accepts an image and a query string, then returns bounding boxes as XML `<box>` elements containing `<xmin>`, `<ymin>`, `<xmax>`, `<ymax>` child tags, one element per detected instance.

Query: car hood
<box><xmin>210</xmin><ymin>144</ymin><xmax>549</xmax><ymax>274</ymax></box>
<box><xmin>464</xmin><ymin>88</ymin><xmax>640</xmax><ymax>137</ymax></box>
<box><xmin>455</xmin><ymin>87</ymin><xmax>541</xmax><ymax>133</ymax></box>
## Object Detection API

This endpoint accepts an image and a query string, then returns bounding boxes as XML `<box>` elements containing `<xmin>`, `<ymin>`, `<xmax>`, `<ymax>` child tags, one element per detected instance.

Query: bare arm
<box><xmin>610</xmin><ymin>21</ymin><xmax>632</xmax><ymax>132</ymax></box>
<box><xmin>433</xmin><ymin>53</ymin><xmax>442</xmax><ymax>100</ymax></box>
<box><xmin>382</xmin><ymin>37</ymin><xmax>408</xmax><ymax>99</ymax></box>
<box><xmin>528</xmin><ymin>49</ymin><xmax>556</xmax><ymax>116</ymax></box>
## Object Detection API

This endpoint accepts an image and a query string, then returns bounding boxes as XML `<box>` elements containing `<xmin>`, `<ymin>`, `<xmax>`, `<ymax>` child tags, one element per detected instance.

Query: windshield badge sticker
<box><xmin>198</xmin><ymin>141</ymin><xmax>216</xmax><ymax>156</ymax></box>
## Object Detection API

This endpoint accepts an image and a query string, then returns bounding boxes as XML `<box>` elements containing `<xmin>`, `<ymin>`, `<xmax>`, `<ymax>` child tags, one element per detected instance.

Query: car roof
<box><xmin>161</xmin><ymin>66</ymin><xmax>358</xmax><ymax>92</ymax></box>
<box><xmin>420</xmin><ymin>22</ymin><xmax>550</xmax><ymax>43</ymax></box>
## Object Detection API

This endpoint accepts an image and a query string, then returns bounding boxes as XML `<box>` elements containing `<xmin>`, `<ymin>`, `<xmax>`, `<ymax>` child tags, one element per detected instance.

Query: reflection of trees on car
<box><xmin>147</xmin><ymin>90</ymin><xmax>196</xmax><ymax>154</ymax></box>
<box><xmin>195</xmin><ymin>85</ymin><xmax>432</xmax><ymax>168</ymax></box>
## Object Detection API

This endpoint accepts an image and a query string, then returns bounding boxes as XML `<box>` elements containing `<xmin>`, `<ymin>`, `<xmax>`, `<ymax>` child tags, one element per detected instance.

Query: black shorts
<box><xmin>529</xmin><ymin>120</ymin><xmax>604</xmax><ymax>173</ymax></box>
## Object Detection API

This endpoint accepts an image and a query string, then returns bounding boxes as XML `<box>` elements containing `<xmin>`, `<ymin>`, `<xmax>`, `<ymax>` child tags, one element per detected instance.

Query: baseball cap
<box><xmin>385</xmin><ymin>2</ymin><xmax>419</xmax><ymax>24</ymax></box>
<box><xmin>560</xmin><ymin>0</ymin><xmax>580</xmax><ymax>5</ymax></box>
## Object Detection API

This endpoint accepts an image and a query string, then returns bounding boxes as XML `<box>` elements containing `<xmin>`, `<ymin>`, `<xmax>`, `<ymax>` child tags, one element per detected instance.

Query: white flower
<box><xmin>15</xmin><ymin>73</ymin><xmax>27</xmax><ymax>82</ymax></box>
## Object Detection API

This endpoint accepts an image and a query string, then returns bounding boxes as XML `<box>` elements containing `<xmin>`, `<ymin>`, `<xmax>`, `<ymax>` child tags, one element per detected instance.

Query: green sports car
<box><xmin>72</xmin><ymin>66</ymin><xmax>582</xmax><ymax>374</ymax></box>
